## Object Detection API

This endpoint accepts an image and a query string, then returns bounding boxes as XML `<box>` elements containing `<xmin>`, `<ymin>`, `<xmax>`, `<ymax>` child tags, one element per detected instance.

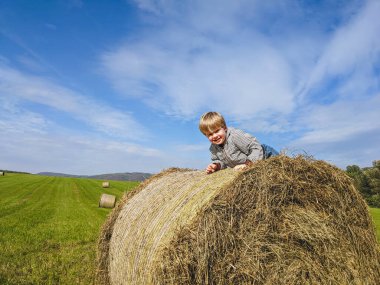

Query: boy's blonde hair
<box><xmin>199</xmin><ymin>112</ymin><xmax>227</xmax><ymax>135</ymax></box>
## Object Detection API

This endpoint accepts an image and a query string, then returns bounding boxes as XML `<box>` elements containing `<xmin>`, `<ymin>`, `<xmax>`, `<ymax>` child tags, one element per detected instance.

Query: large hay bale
<box><xmin>99</xmin><ymin>194</ymin><xmax>116</xmax><ymax>209</ymax></box>
<box><xmin>97</xmin><ymin>156</ymin><xmax>380</xmax><ymax>285</ymax></box>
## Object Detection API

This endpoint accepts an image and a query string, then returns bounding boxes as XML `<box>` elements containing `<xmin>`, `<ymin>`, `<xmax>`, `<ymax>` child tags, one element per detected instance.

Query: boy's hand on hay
<box><xmin>233</xmin><ymin>164</ymin><xmax>247</xmax><ymax>171</ymax></box>
<box><xmin>206</xmin><ymin>163</ymin><xmax>220</xmax><ymax>174</ymax></box>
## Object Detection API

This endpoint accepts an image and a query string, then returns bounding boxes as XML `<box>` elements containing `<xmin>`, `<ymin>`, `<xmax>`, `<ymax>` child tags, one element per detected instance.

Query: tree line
<box><xmin>0</xmin><ymin>169</ymin><xmax>30</xmax><ymax>174</ymax></box>
<box><xmin>345</xmin><ymin>160</ymin><xmax>380</xmax><ymax>208</ymax></box>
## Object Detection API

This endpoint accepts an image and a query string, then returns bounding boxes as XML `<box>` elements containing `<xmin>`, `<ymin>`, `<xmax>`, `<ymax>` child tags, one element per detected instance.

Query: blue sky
<box><xmin>1</xmin><ymin>0</ymin><xmax>379</xmax><ymax>175</ymax></box>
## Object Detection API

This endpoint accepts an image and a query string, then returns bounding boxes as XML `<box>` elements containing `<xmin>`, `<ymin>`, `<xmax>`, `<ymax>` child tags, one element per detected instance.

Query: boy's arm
<box><xmin>210</xmin><ymin>146</ymin><xmax>226</xmax><ymax>169</ymax></box>
<box><xmin>232</xmin><ymin>129</ymin><xmax>264</xmax><ymax>162</ymax></box>
<box><xmin>206</xmin><ymin>162</ymin><xmax>221</xmax><ymax>174</ymax></box>
<box><xmin>206</xmin><ymin>152</ymin><xmax>222</xmax><ymax>174</ymax></box>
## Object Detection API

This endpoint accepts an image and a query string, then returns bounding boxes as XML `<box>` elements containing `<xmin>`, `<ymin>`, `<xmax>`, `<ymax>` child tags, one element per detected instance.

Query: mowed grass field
<box><xmin>0</xmin><ymin>173</ymin><xmax>139</xmax><ymax>285</ymax></box>
<box><xmin>1</xmin><ymin>173</ymin><xmax>380</xmax><ymax>285</ymax></box>
<box><xmin>369</xmin><ymin>207</ymin><xmax>380</xmax><ymax>242</ymax></box>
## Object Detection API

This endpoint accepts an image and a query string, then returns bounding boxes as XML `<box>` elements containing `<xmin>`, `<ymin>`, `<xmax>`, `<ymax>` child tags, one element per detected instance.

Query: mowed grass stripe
<box><xmin>1</xmin><ymin>176</ymin><xmax>64</xmax><ymax>284</ymax></box>
<box><xmin>0</xmin><ymin>174</ymin><xmax>138</xmax><ymax>285</ymax></box>
<box><xmin>0</xmin><ymin>175</ymin><xmax>57</xmax><ymax>221</ymax></box>
<box><xmin>0</xmin><ymin>175</ymin><xmax>49</xmax><ymax>211</ymax></box>
<box><xmin>369</xmin><ymin>207</ymin><xmax>380</xmax><ymax>242</ymax></box>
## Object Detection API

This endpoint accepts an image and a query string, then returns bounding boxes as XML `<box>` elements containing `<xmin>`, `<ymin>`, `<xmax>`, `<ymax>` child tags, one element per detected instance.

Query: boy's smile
<box><xmin>207</xmin><ymin>127</ymin><xmax>227</xmax><ymax>145</ymax></box>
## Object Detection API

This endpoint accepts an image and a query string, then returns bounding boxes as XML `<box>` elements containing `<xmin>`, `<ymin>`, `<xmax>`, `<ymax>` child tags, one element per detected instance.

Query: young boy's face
<box><xmin>205</xmin><ymin>127</ymin><xmax>227</xmax><ymax>145</ymax></box>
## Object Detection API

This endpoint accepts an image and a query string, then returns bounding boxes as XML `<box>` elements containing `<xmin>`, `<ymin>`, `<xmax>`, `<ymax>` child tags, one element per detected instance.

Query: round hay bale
<box><xmin>102</xmin><ymin>181</ymin><xmax>110</xmax><ymax>188</ymax></box>
<box><xmin>99</xmin><ymin>193</ymin><xmax>116</xmax><ymax>209</ymax></box>
<box><xmin>97</xmin><ymin>156</ymin><xmax>380</xmax><ymax>285</ymax></box>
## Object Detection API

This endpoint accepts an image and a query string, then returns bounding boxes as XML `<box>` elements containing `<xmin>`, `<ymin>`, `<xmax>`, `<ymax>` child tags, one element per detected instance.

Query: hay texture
<box><xmin>97</xmin><ymin>156</ymin><xmax>380</xmax><ymax>285</ymax></box>
<box><xmin>99</xmin><ymin>194</ymin><xmax>116</xmax><ymax>209</ymax></box>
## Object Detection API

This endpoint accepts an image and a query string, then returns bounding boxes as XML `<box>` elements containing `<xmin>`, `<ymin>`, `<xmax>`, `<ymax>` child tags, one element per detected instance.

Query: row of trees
<box><xmin>0</xmin><ymin>169</ymin><xmax>30</xmax><ymax>174</ymax></box>
<box><xmin>346</xmin><ymin>160</ymin><xmax>380</xmax><ymax>207</ymax></box>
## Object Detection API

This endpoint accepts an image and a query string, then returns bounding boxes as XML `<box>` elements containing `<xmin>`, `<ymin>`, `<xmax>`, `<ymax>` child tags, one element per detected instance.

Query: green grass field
<box><xmin>1</xmin><ymin>174</ymin><xmax>380</xmax><ymax>285</ymax></box>
<box><xmin>369</xmin><ymin>207</ymin><xmax>380</xmax><ymax>242</ymax></box>
<box><xmin>0</xmin><ymin>173</ymin><xmax>138</xmax><ymax>285</ymax></box>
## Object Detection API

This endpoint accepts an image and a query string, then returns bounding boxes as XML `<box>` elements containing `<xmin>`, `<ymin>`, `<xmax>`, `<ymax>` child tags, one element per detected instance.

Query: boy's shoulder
<box><xmin>228</xmin><ymin>127</ymin><xmax>257</xmax><ymax>142</ymax></box>
<box><xmin>228</xmin><ymin>127</ymin><xmax>238</xmax><ymax>133</ymax></box>
<box><xmin>228</xmin><ymin>127</ymin><xmax>248</xmax><ymax>137</ymax></box>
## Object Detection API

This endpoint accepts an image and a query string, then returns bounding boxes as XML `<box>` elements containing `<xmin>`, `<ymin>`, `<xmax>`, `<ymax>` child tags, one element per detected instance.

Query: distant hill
<box><xmin>89</xmin><ymin>172</ymin><xmax>152</xmax><ymax>181</ymax></box>
<box><xmin>37</xmin><ymin>172</ymin><xmax>79</xmax><ymax>178</ymax></box>
<box><xmin>37</xmin><ymin>172</ymin><xmax>152</xmax><ymax>181</ymax></box>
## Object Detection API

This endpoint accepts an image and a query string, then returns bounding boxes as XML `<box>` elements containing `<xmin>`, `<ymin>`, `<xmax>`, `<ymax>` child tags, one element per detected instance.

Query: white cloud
<box><xmin>175</xmin><ymin>143</ymin><xmax>208</xmax><ymax>152</ymax></box>
<box><xmin>0</xmin><ymin>83</ymin><xmax>198</xmax><ymax>174</ymax></box>
<box><xmin>294</xmin><ymin>93</ymin><xmax>380</xmax><ymax>143</ymax></box>
<box><xmin>302</xmin><ymin>0</ymin><xmax>380</xmax><ymax>96</ymax></box>
<box><xmin>0</xmin><ymin>64</ymin><xmax>147</xmax><ymax>140</ymax></box>
<box><xmin>133</xmin><ymin>0</ymin><xmax>165</xmax><ymax>14</ymax></box>
<box><xmin>288</xmin><ymin>93</ymin><xmax>380</xmax><ymax>167</ymax></box>
<box><xmin>0</xmin><ymin>116</ymin><xmax>164</xmax><ymax>174</ymax></box>
<box><xmin>0</xmin><ymin>92</ymin><xmax>166</xmax><ymax>173</ymax></box>
<box><xmin>101</xmin><ymin>9</ymin><xmax>296</xmax><ymax>120</ymax></box>
<box><xmin>0</xmin><ymin>103</ymin><xmax>49</xmax><ymax>135</ymax></box>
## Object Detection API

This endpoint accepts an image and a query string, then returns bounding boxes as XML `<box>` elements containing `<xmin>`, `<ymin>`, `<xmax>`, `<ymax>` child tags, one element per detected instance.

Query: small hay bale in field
<box><xmin>97</xmin><ymin>156</ymin><xmax>380</xmax><ymax>285</ymax></box>
<box><xmin>102</xmin><ymin>181</ymin><xmax>110</xmax><ymax>188</ymax></box>
<box><xmin>99</xmin><ymin>193</ymin><xmax>116</xmax><ymax>209</ymax></box>
<box><xmin>0</xmin><ymin>171</ymin><xmax>4</xmax><ymax>176</ymax></box>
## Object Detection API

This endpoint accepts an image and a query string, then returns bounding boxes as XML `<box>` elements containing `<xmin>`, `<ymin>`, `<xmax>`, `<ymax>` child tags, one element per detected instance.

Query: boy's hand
<box><xmin>206</xmin><ymin>163</ymin><xmax>220</xmax><ymax>174</ymax></box>
<box><xmin>233</xmin><ymin>164</ymin><xmax>247</xmax><ymax>171</ymax></box>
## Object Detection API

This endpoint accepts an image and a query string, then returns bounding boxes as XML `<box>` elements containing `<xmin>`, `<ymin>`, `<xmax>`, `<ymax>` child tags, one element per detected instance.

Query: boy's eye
<box><xmin>207</xmin><ymin>128</ymin><xmax>221</xmax><ymax>137</ymax></box>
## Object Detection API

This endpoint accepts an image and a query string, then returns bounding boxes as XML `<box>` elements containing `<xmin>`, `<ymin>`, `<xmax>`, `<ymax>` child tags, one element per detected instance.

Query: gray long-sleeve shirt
<box><xmin>209</xmin><ymin>127</ymin><xmax>263</xmax><ymax>169</ymax></box>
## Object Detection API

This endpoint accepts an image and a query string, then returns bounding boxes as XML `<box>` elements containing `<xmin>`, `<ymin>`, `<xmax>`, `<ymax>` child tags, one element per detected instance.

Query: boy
<box><xmin>199</xmin><ymin>111</ymin><xmax>278</xmax><ymax>174</ymax></box>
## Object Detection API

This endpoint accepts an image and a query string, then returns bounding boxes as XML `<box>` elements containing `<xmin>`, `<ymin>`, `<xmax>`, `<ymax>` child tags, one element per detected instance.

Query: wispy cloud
<box><xmin>0</xmin><ymin>29</ymin><xmax>64</xmax><ymax>78</ymax></box>
<box><xmin>0</xmin><ymin>64</ymin><xmax>147</xmax><ymax>140</ymax></box>
<box><xmin>101</xmin><ymin>1</ymin><xmax>302</xmax><ymax>122</ymax></box>
<box><xmin>0</xmin><ymin>99</ymin><xmax>49</xmax><ymax>135</ymax></box>
<box><xmin>287</xmin><ymin>0</ymin><xmax>380</xmax><ymax>167</ymax></box>
<box><xmin>301</xmin><ymin>0</ymin><xmax>380</xmax><ymax>99</ymax></box>
<box><xmin>16</xmin><ymin>55</ymin><xmax>47</xmax><ymax>72</ymax></box>
<box><xmin>175</xmin><ymin>143</ymin><xmax>208</xmax><ymax>152</ymax></box>
<box><xmin>0</xmin><ymin>94</ymin><xmax>164</xmax><ymax>174</ymax></box>
<box><xmin>292</xmin><ymin>94</ymin><xmax>380</xmax><ymax>145</ymax></box>
<box><xmin>0</xmin><ymin>126</ymin><xmax>164</xmax><ymax>174</ymax></box>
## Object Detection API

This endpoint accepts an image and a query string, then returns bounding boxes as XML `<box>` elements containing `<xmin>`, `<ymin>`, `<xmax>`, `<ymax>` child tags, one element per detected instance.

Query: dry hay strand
<box><xmin>97</xmin><ymin>156</ymin><xmax>380</xmax><ymax>285</ymax></box>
